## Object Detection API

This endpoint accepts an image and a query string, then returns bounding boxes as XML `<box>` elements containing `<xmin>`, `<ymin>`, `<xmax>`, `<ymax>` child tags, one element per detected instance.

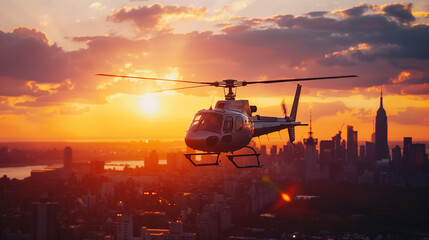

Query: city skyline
<box><xmin>0</xmin><ymin>0</ymin><xmax>429</xmax><ymax>142</ymax></box>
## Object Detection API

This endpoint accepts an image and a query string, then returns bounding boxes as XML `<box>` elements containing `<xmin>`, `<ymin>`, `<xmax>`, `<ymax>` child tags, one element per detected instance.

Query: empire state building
<box><xmin>375</xmin><ymin>89</ymin><xmax>390</xmax><ymax>161</ymax></box>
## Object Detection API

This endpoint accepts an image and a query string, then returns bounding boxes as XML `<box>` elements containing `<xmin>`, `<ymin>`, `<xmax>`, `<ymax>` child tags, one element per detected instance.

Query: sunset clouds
<box><xmin>108</xmin><ymin>3</ymin><xmax>208</xmax><ymax>31</ymax></box>
<box><xmin>0</xmin><ymin>1</ymin><xmax>428</xmax><ymax>141</ymax></box>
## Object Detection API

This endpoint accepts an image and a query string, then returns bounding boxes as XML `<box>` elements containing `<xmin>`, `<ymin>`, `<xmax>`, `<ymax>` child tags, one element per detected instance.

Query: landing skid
<box><xmin>184</xmin><ymin>152</ymin><xmax>221</xmax><ymax>166</ymax></box>
<box><xmin>184</xmin><ymin>146</ymin><xmax>263</xmax><ymax>168</ymax></box>
<box><xmin>227</xmin><ymin>146</ymin><xmax>263</xmax><ymax>168</ymax></box>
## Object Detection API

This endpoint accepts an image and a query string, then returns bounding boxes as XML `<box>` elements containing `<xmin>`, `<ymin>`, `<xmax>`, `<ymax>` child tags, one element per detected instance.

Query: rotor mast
<box><xmin>221</xmin><ymin>79</ymin><xmax>243</xmax><ymax>100</ymax></box>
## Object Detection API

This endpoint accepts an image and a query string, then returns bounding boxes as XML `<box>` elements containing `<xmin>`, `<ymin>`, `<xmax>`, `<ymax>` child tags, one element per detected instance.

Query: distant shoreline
<box><xmin>0</xmin><ymin>162</ymin><xmax>60</xmax><ymax>168</ymax></box>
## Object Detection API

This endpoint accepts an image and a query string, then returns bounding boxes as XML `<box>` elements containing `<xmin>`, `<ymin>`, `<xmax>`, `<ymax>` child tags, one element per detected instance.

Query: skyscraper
<box><xmin>332</xmin><ymin>131</ymin><xmax>345</xmax><ymax>162</ymax></box>
<box><xmin>403</xmin><ymin>137</ymin><xmax>412</xmax><ymax>173</ymax></box>
<box><xmin>375</xmin><ymin>89</ymin><xmax>390</xmax><ymax>161</ymax></box>
<box><xmin>32</xmin><ymin>202</ymin><xmax>58</xmax><ymax>240</ymax></box>
<box><xmin>64</xmin><ymin>146</ymin><xmax>72</xmax><ymax>174</ymax></box>
<box><xmin>392</xmin><ymin>145</ymin><xmax>402</xmax><ymax>174</ymax></box>
<box><xmin>304</xmin><ymin>117</ymin><xmax>318</xmax><ymax>172</ymax></box>
<box><xmin>319</xmin><ymin>140</ymin><xmax>334</xmax><ymax>170</ymax></box>
<box><xmin>347</xmin><ymin>125</ymin><xmax>358</xmax><ymax>165</ymax></box>
<box><xmin>116</xmin><ymin>214</ymin><xmax>133</xmax><ymax>240</ymax></box>
<box><xmin>145</xmin><ymin>149</ymin><xmax>159</xmax><ymax>171</ymax></box>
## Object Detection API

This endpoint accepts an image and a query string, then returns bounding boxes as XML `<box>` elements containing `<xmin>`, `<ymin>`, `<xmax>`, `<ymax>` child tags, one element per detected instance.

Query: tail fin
<box><xmin>288</xmin><ymin>127</ymin><xmax>295</xmax><ymax>143</ymax></box>
<box><xmin>290</xmin><ymin>83</ymin><xmax>301</xmax><ymax>122</ymax></box>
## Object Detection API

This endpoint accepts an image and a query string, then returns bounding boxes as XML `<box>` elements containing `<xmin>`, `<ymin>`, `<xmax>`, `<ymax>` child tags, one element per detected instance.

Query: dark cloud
<box><xmin>107</xmin><ymin>3</ymin><xmax>207</xmax><ymax>31</ymax></box>
<box><xmin>0</xmin><ymin>77</ymin><xmax>51</xmax><ymax>97</ymax></box>
<box><xmin>340</xmin><ymin>4</ymin><xmax>375</xmax><ymax>17</ymax></box>
<box><xmin>390</xmin><ymin>83</ymin><xmax>429</xmax><ymax>95</ymax></box>
<box><xmin>221</xmin><ymin>24</ymin><xmax>251</xmax><ymax>34</ymax></box>
<box><xmin>382</xmin><ymin>3</ymin><xmax>415</xmax><ymax>25</ymax></box>
<box><xmin>0</xmin><ymin>31</ymin><xmax>68</xmax><ymax>83</ymax></box>
<box><xmin>305</xmin><ymin>11</ymin><xmax>328</xmax><ymax>18</ymax></box>
<box><xmin>390</xmin><ymin>107</ymin><xmax>429</xmax><ymax>125</ymax></box>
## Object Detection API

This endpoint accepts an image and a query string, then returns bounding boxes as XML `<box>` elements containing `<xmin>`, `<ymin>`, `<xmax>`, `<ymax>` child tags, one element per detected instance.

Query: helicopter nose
<box><xmin>185</xmin><ymin>132</ymin><xmax>219</xmax><ymax>150</ymax></box>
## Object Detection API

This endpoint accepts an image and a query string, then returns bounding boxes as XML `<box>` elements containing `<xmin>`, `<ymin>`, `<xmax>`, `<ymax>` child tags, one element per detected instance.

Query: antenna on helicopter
<box><xmin>209</xmin><ymin>95</ymin><xmax>215</xmax><ymax>110</ymax></box>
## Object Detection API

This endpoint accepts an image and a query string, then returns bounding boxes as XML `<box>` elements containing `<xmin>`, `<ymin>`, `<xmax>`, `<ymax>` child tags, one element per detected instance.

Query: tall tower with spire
<box><xmin>375</xmin><ymin>86</ymin><xmax>390</xmax><ymax>161</ymax></box>
<box><xmin>304</xmin><ymin>112</ymin><xmax>318</xmax><ymax>172</ymax></box>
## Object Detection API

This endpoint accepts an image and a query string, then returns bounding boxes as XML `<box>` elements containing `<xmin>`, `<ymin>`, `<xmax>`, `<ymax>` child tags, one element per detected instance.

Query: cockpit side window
<box><xmin>198</xmin><ymin>113</ymin><xmax>223</xmax><ymax>133</ymax></box>
<box><xmin>236</xmin><ymin>116</ymin><xmax>243</xmax><ymax>131</ymax></box>
<box><xmin>189</xmin><ymin>113</ymin><xmax>203</xmax><ymax>131</ymax></box>
<box><xmin>223</xmin><ymin>116</ymin><xmax>233</xmax><ymax>133</ymax></box>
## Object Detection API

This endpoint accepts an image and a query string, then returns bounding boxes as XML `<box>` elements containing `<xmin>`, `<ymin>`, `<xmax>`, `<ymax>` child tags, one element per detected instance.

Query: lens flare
<box><xmin>281</xmin><ymin>193</ymin><xmax>291</xmax><ymax>202</ymax></box>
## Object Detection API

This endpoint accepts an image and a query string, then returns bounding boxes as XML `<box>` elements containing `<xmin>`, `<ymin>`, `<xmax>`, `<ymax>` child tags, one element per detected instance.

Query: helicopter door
<box><xmin>222</xmin><ymin>116</ymin><xmax>233</xmax><ymax>143</ymax></box>
<box><xmin>235</xmin><ymin>116</ymin><xmax>243</xmax><ymax>131</ymax></box>
<box><xmin>223</xmin><ymin>116</ymin><xmax>233</xmax><ymax>133</ymax></box>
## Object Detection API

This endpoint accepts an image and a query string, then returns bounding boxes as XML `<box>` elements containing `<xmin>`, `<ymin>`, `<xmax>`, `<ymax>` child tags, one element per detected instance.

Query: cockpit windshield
<box><xmin>198</xmin><ymin>113</ymin><xmax>223</xmax><ymax>133</ymax></box>
<box><xmin>189</xmin><ymin>112</ymin><xmax>223</xmax><ymax>133</ymax></box>
<box><xmin>189</xmin><ymin>113</ymin><xmax>203</xmax><ymax>132</ymax></box>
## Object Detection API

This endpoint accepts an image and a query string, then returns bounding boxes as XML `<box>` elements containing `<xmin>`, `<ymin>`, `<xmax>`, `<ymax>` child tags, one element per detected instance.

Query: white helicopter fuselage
<box><xmin>185</xmin><ymin>107</ymin><xmax>254</xmax><ymax>152</ymax></box>
<box><xmin>185</xmin><ymin>93</ymin><xmax>306</xmax><ymax>153</ymax></box>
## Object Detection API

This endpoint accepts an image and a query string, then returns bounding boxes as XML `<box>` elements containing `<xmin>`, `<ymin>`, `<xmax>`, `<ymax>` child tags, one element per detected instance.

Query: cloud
<box><xmin>0</xmin><ymin>30</ymin><xmax>68</xmax><ymax>83</ymax></box>
<box><xmin>11</xmin><ymin>26</ymin><xmax>49</xmax><ymax>44</ymax></box>
<box><xmin>0</xmin><ymin>2</ymin><xmax>428</xmax><ymax>117</ymax></box>
<box><xmin>305</xmin><ymin>11</ymin><xmax>329</xmax><ymax>18</ymax></box>
<box><xmin>221</xmin><ymin>24</ymin><xmax>251</xmax><ymax>33</ymax></box>
<box><xmin>338</xmin><ymin>4</ymin><xmax>376</xmax><ymax>17</ymax></box>
<box><xmin>0</xmin><ymin>97</ymin><xmax>27</xmax><ymax>115</ymax></box>
<box><xmin>107</xmin><ymin>3</ymin><xmax>208</xmax><ymax>31</ymax></box>
<box><xmin>0</xmin><ymin>77</ymin><xmax>52</xmax><ymax>97</ymax></box>
<box><xmin>390</xmin><ymin>107</ymin><xmax>429</xmax><ymax>125</ymax></box>
<box><xmin>89</xmin><ymin>2</ymin><xmax>105</xmax><ymax>10</ymax></box>
<box><xmin>382</xmin><ymin>3</ymin><xmax>415</xmax><ymax>25</ymax></box>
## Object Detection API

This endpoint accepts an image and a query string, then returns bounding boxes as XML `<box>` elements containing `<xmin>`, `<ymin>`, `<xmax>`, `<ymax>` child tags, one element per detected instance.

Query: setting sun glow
<box><xmin>138</xmin><ymin>94</ymin><xmax>161</xmax><ymax>115</ymax></box>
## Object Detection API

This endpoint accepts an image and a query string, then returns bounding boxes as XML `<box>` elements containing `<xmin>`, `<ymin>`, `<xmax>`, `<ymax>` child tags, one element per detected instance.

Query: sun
<box><xmin>138</xmin><ymin>93</ymin><xmax>161</xmax><ymax>115</ymax></box>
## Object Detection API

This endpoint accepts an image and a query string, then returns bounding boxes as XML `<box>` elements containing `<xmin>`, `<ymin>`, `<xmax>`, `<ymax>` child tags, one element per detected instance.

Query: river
<box><xmin>1</xmin><ymin>160</ymin><xmax>167</xmax><ymax>180</ymax></box>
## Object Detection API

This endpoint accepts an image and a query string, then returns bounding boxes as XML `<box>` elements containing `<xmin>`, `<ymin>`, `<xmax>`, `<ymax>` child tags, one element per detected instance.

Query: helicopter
<box><xmin>97</xmin><ymin>74</ymin><xmax>357</xmax><ymax>168</ymax></box>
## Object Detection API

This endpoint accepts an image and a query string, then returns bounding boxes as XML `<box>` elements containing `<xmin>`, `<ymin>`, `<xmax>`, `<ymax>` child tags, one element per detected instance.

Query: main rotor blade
<box><xmin>243</xmin><ymin>75</ymin><xmax>358</xmax><ymax>85</ymax></box>
<box><xmin>96</xmin><ymin>73</ymin><xmax>215</xmax><ymax>85</ymax></box>
<box><xmin>153</xmin><ymin>85</ymin><xmax>211</xmax><ymax>92</ymax></box>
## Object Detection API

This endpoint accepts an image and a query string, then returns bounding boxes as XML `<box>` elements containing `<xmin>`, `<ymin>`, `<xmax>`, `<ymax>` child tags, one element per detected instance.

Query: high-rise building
<box><xmin>392</xmin><ymin>145</ymin><xmax>402</xmax><ymax>174</ymax></box>
<box><xmin>347</xmin><ymin>125</ymin><xmax>358</xmax><ymax>165</ymax></box>
<box><xmin>117</xmin><ymin>214</ymin><xmax>133</xmax><ymax>240</ymax></box>
<box><xmin>304</xmin><ymin>119</ymin><xmax>318</xmax><ymax>172</ymax></box>
<box><xmin>167</xmin><ymin>152</ymin><xmax>182</xmax><ymax>171</ymax></box>
<box><xmin>411</xmin><ymin>144</ymin><xmax>426</xmax><ymax>167</ymax></box>
<box><xmin>359</xmin><ymin>145</ymin><xmax>365</xmax><ymax>163</ymax></box>
<box><xmin>365</xmin><ymin>141</ymin><xmax>376</xmax><ymax>164</ymax></box>
<box><xmin>64</xmin><ymin>146</ymin><xmax>72</xmax><ymax>174</ymax></box>
<box><xmin>403</xmin><ymin>137</ymin><xmax>412</xmax><ymax>174</ymax></box>
<box><xmin>32</xmin><ymin>202</ymin><xmax>58</xmax><ymax>240</ymax></box>
<box><xmin>269</xmin><ymin>145</ymin><xmax>277</xmax><ymax>163</ymax></box>
<box><xmin>145</xmin><ymin>149</ymin><xmax>159</xmax><ymax>171</ymax></box>
<box><xmin>332</xmin><ymin>131</ymin><xmax>345</xmax><ymax>161</ymax></box>
<box><xmin>375</xmin><ymin>89</ymin><xmax>390</xmax><ymax>161</ymax></box>
<box><xmin>319</xmin><ymin>140</ymin><xmax>334</xmax><ymax>170</ymax></box>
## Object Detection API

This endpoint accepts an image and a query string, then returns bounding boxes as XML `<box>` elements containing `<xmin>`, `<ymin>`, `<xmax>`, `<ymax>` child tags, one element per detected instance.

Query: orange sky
<box><xmin>0</xmin><ymin>1</ymin><xmax>428</xmax><ymax>142</ymax></box>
